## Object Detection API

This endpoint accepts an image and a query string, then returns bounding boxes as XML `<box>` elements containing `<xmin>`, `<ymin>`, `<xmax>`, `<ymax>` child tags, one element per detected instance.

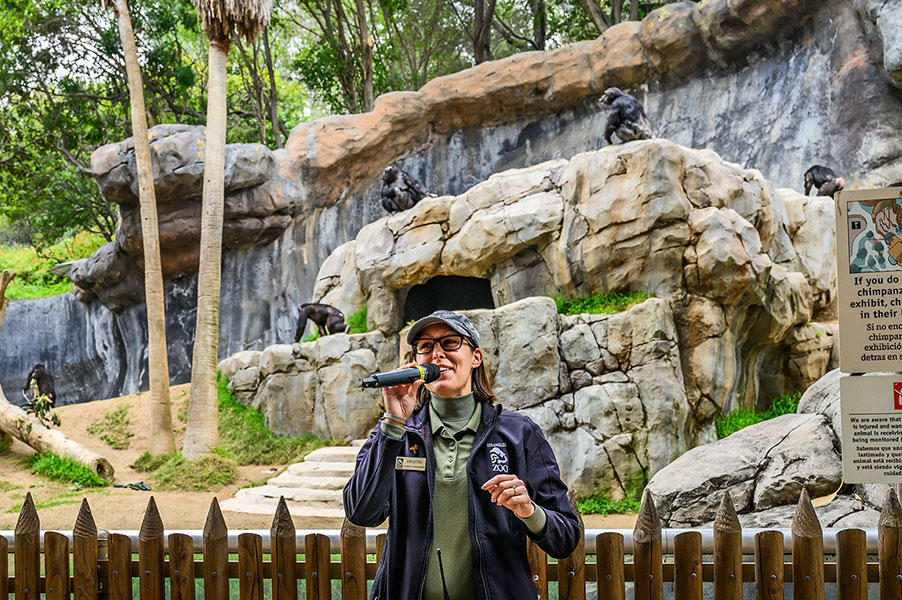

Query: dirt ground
<box><xmin>0</xmin><ymin>384</ymin><xmax>635</xmax><ymax>531</ymax></box>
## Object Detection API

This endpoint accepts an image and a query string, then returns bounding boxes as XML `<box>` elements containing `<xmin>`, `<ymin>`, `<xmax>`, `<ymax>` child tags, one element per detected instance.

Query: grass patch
<box><xmin>554</xmin><ymin>290</ymin><xmax>652</xmax><ymax>316</ymax></box>
<box><xmin>577</xmin><ymin>489</ymin><xmax>642</xmax><ymax>515</ymax></box>
<box><xmin>138</xmin><ymin>453</ymin><xmax>238</xmax><ymax>492</ymax></box>
<box><xmin>6</xmin><ymin>499</ymin><xmax>80</xmax><ymax>514</ymax></box>
<box><xmin>0</xmin><ymin>231</ymin><xmax>106</xmax><ymax>299</ymax></box>
<box><xmin>346</xmin><ymin>306</ymin><xmax>367</xmax><ymax>334</ymax></box>
<box><xmin>131</xmin><ymin>451</ymin><xmax>171</xmax><ymax>473</ymax></box>
<box><xmin>86</xmin><ymin>404</ymin><xmax>133</xmax><ymax>450</ymax></box>
<box><xmin>715</xmin><ymin>392</ymin><xmax>801</xmax><ymax>439</ymax></box>
<box><xmin>301</xmin><ymin>329</ymin><xmax>321</xmax><ymax>343</ymax></box>
<box><xmin>0</xmin><ymin>480</ymin><xmax>21</xmax><ymax>493</ymax></box>
<box><xmin>24</xmin><ymin>452</ymin><xmax>110</xmax><ymax>488</ymax></box>
<box><xmin>217</xmin><ymin>373</ymin><xmax>341</xmax><ymax>464</ymax></box>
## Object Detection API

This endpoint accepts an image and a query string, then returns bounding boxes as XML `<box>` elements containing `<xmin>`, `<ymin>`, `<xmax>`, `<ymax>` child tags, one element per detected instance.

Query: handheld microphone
<box><xmin>361</xmin><ymin>363</ymin><xmax>443</xmax><ymax>388</ymax></box>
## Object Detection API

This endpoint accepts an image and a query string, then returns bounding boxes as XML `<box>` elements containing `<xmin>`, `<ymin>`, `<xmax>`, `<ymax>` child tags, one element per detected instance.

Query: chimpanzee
<box><xmin>381</xmin><ymin>166</ymin><xmax>430</xmax><ymax>213</ymax></box>
<box><xmin>803</xmin><ymin>165</ymin><xmax>845</xmax><ymax>198</ymax></box>
<box><xmin>600</xmin><ymin>87</ymin><xmax>654</xmax><ymax>145</ymax></box>
<box><xmin>23</xmin><ymin>363</ymin><xmax>56</xmax><ymax>404</ymax></box>
<box><xmin>295</xmin><ymin>303</ymin><xmax>349</xmax><ymax>342</ymax></box>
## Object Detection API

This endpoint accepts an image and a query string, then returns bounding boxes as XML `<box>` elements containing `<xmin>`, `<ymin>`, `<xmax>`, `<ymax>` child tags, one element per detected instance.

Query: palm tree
<box><xmin>183</xmin><ymin>0</ymin><xmax>272</xmax><ymax>459</ymax></box>
<box><xmin>101</xmin><ymin>0</ymin><xmax>176</xmax><ymax>455</ymax></box>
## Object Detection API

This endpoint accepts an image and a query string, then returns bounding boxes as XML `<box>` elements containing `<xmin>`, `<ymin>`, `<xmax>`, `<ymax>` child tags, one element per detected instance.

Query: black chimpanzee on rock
<box><xmin>23</xmin><ymin>363</ymin><xmax>56</xmax><ymax>404</ymax></box>
<box><xmin>600</xmin><ymin>87</ymin><xmax>654</xmax><ymax>145</ymax></box>
<box><xmin>295</xmin><ymin>303</ymin><xmax>349</xmax><ymax>342</ymax></box>
<box><xmin>803</xmin><ymin>165</ymin><xmax>845</xmax><ymax>198</ymax></box>
<box><xmin>380</xmin><ymin>166</ymin><xmax>430</xmax><ymax>213</ymax></box>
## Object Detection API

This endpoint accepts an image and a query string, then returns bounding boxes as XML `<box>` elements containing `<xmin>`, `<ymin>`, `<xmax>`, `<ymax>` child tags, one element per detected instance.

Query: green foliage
<box><xmin>131</xmin><ymin>451</ymin><xmax>171</xmax><ymax>473</ymax></box>
<box><xmin>301</xmin><ymin>329</ymin><xmax>321</xmax><ymax>343</ymax></box>
<box><xmin>6</xmin><ymin>499</ymin><xmax>81</xmax><ymax>514</ymax></box>
<box><xmin>217</xmin><ymin>372</ymin><xmax>341</xmax><ymax>464</ymax></box>
<box><xmin>138</xmin><ymin>453</ymin><xmax>238</xmax><ymax>491</ymax></box>
<box><xmin>23</xmin><ymin>382</ymin><xmax>60</xmax><ymax>429</ymax></box>
<box><xmin>24</xmin><ymin>452</ymin><xmax>110</xmax><ymax>488</ymax></box>
<box><xmin>577</xmin><ymin>488</ymin><xmax>642</xmax><ymax>515</ymax></box>
<box><xmin>86</xmin><ymin>404</ymin><xmax>134</xmax><ymax>450</ymax></box>
<box><xmin>0</xmin><ymin>232</ymin><xmax>106</xmax><ymax>299</ymax></box>
<box><xmin>347</xmin><ymin>306</ymin><xmax>368</xmax><ymax>334</ymax></box>
<box><xmin>715</xmin><ymin>392</ymin><xmax>802</xmax><ymax>439</ymax></box>
<box><xmin>554</xmin><ymin>290</ymin><xmax>652</xmax><ymax>316</ymax></box>
<box><xmin>0</xmin><ymin>480</ymin><xmax>21</xmax><ymax>492</ymax></box>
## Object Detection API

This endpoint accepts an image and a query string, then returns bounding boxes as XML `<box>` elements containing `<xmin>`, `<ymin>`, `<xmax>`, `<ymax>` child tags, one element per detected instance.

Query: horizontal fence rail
<box><xmin>2</xmin><ymin>488</ymin><xmax>898</xmax><ymax>600</ymax></box>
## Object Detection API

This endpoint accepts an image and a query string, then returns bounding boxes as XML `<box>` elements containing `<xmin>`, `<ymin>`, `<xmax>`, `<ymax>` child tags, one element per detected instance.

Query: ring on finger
<box><xmin>512</xmin><ymin>486</ymin><xmax>519</xmax><ymax>496</ymax></box>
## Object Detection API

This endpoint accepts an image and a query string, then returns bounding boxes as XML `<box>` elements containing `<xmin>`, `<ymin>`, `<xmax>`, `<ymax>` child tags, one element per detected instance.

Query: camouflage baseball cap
<box><xmin>406</xmin><ymin>310</ymin><xmax>481</xmax><ymax>348</ymax></box>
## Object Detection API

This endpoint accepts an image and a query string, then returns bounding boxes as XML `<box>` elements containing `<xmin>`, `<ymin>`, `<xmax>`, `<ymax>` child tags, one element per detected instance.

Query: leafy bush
<box><xmin>554</xmin><ymin>290</ymin><xmax>652</xmax><ymax>316</ymax></box>
<box><xmin>0</xmin><ymin>231</ymin><xmax>106</xmax><ymax>299</ymax></box>
<box><xmin>347</xmin><ymin>306</ymin><xmax>368</xmax><ymax>334</ymax></box>
<box><xmin>577</xmin><ymin>489</ymin><xmax>642</xmax><ymax>515</ymax></box>
<box><xmin>24</xmin><ymin>452</ymin><xmax>110</xmax><ymax>488</ymax></box>
<box><xmin>715</xmin><ymin>392</ymin><xmax>801</xmax><ymax>439</ymax></box>
<box><xmin>87</xmin><ymin>404</ymin><xmax>133</xmax><ymax>450</ymax></box>
<box><xmin>217</xmin><ymin>373</ymin><xmax>340</xmax><ymax>464</ymax></box>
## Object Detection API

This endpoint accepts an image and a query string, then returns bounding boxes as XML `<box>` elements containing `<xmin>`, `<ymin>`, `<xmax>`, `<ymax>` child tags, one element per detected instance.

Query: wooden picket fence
<box><xmin>2</xmin><ymin>487</ymin><xmax>900</xmax><ymax>599</ymax></box>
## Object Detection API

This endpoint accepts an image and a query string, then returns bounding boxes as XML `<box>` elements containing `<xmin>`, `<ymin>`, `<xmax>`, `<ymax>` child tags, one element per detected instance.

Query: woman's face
<box><xmin>414</xmin><ymin>323</ymin><xmax>483</xmax><ymax>398</ymax></box>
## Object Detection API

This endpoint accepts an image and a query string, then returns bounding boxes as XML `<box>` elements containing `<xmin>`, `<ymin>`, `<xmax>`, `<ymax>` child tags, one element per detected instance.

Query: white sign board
<box><xmin>840</xmin><ymin>374</ymin><xmax>902</xmax><ymax>483</ymax></box>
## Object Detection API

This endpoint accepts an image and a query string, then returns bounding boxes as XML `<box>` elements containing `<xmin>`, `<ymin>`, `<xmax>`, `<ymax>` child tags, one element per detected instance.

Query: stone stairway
<box><xmin>221</xmin><ymin>442</ymin><xmax>363</xmax><ymax>520</ymax></box>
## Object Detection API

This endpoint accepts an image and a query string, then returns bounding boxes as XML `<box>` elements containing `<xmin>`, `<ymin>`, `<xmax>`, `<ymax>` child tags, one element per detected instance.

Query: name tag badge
<box><xmin>395</xmin><ymin>457</ymin><xmax>427</xmax><ymax>471</ymax></box>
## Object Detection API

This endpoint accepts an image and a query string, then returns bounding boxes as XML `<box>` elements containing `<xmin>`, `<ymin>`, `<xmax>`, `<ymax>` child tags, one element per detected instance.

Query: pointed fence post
<box><xmin>792</xmin><ymin>489</ymin><xmax>824</xmax><ymax>600</ymax></box>
<box><xmin>340</xmin><ymin>519</ymin><xmax>366</xmax><ymax>600</ymax></box>
<box><xmin>14</xmin><ymin>492</ymin><xmax>39</xmax><ymax>600</ymax></box>
<box><xmin>836</xmin><ymin>528</ymin><xmax>867</xmax><ymax>600</ymax></box>
<box><xmin>238</xmin><ymin>532</ymin><xmax>264</xmax><ymax>600</ymax></box>
<box><xmin>305</xmin><ymin>533</ymin><xmax>331</xmax><ymax>600</ymax></box>
<box><xmin>138</xmin><ymin>497</ymin><xmax>165</xmax><ymax>600</ymax></box>
<box><xmin>674</xmin><ymin>531</ymin><xmax>702</xmax><ymax>600</ymax></box>
<box><xmin>879</xmin><ymin>487</ymin><xmax>902</xmax><ymax>600</ymax></box>
<box><xmin>375</xmin><ymin>533</ymin><xmax>386</xmax><ymax>571</ymax></box>
<box><xmin>203</xmin><ymin>498</ymin><xmax>229</xmax><ymax>600</ymax></box>
<box><xmin>527</xmin><ymin>538</ymin><xmax>548</xmax><ymax>600</ymax></box>
<box><xmin>595</xmin><ymin>532</ymin><xmax>624</xmax><ymax>600</ymax></box>
<box><xmin>73</xmin><ymin>499</ymin><xmax>99</xmax><ymax>600</ymax></box>
<box><xmin>44</xmin><ymin>531</ymin><xmax>69</xmax><ymax>600</ymax></box>
<box><xmin>169</xmin><ymin>533</ymin><xmax>196</xmax><ymax>600</ymax></box>
<box><xmin>754</xmin><ymin>530</ymin><xmax>784</xmax><ymax>600</ymax></box>
<box><xmin>633</xmin><ymin>490</ymin><xmax>663</xmax><ymax>600</ymax></box>
<box><xmin>0</xmin><ymin>532</ymin><xmax>7</xmax><ymax>600</ymax></box>
<box><xmin>271</xmin><ymin>497</ymin><xmax>297</xmax><ymax>600</ymax></box>
<box><xmin>107</xmin><ymin>534</ymin><xmax>132</xmax><ymax>600</ymax></box>
<box><xmin>714</xmin><ymin>492</ymin><xmax>742</xmax><ymax>600</ymax></box>
<box><xmin>558</xmin><ymin>491</ymin><xmax>585</xmax><ymax>600</ymax></box>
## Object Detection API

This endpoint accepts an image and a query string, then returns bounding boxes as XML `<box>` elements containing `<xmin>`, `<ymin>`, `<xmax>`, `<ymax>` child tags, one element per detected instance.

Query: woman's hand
<box><xmin>381</xmin><ymin>361</ymin><xmax>422</xmax><ymax>422</ymax></box>
<box><xmin>481</xmin><ymin>474</ymin><xmax>535</xmax><ymax>519</ymax></box>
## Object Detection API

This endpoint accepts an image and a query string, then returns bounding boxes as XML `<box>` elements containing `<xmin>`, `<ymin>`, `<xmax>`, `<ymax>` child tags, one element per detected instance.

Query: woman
<box><xmin>344</xmin><ymin>309</ymin><xmax>580</xmax><ymax>600</ymax></box>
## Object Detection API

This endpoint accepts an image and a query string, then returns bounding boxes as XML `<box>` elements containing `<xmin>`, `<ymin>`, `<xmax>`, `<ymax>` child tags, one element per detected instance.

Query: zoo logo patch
<box><xmin>489</xmin><ymin>446</ymin><xmax>509</xmax><ymax>473</ymax></box>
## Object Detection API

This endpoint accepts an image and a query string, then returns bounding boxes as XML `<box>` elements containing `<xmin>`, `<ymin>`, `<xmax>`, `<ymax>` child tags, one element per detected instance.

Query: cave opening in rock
<box><xmin>403</xmin><ymin>276</ymin><xmax>495</xmax><ymax>323</ymax></box>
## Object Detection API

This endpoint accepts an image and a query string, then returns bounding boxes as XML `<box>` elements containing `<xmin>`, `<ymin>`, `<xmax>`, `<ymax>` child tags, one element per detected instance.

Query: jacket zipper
<box><xmin>406</xmin><ymin>425</ymin><xmax>435</xmax><ymax>600</ymax></box>
<box><xmin>466</xmin><ymin>405</ymin><xmax>497</xmax><ymax>600</ymax></box>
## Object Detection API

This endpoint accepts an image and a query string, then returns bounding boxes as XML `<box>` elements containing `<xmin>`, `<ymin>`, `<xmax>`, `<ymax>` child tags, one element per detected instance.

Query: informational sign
<box><xmin>835</xmin><ymin>187</ymin><xmax>902</xmax><ymax>372</ymax></box>
<box><xmin>840</xmin><ymin>374</ymin><xmax>902</xmax><ymax>483</ymax></box>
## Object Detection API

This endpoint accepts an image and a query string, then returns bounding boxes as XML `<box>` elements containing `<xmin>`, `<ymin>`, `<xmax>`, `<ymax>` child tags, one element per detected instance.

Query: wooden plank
<box><xmin>791</xmin><ymin>489</ymin><xmax>824</xmax><ymax>600</ymax></box>
<box><xmin>880</xmin><ymin>488</ymin><xmax>902</xmax><ymax>600</ymax></box>
<box><xmin>202</xmin><ymin>499</ymin><xmax>230</xmax><ymax>600</ymax></box>
<box><xmin>375</xmin><ymin>534</ymin><xmax>386</xmax><ymax>572</ymax></box>
<box><xmin>754</xmin><ymin>530</ymin><xmax>784</xmax><ymax>600</ymax></box>
<box><xmin>270</xmin><ymin>497</ymin><xmax>297</xmax><ymax>600</ymax></box>
<box><xmin>633</xmin><ymin>490</ymin><xmax>663</xmax><ymax>600</ymax></box>
<box><xmin>558</xmin><ymin>491</ymin><xmax>585</xmax><ymax>600</ymax></box>
<box><xmin>713</xmin><ymin>492</ymin><xmax>742</xmax><ymax>600</ymax></box>
<box><xmin>168</xmin><ymin>533</ymin><xmax>195</xmax><ymax>600</ymax></box>
<box><xmin>595</xmin><ymin>532</ymin><xmax>624</xmax><ymax>600</ymax></box>
<box><xmin>836</xmin><ymin>528</ymin><xmax>867</xmax><ymax>600</ymax></box>
<box><xmin>138</xmin><ymin>497</ymin><xmax>165</xmax><ymax>600</ymax></box>
<box><xmin>73</xmin><ymin>499</ymin><xmax>99</xmax><ymax>600</ymax></box>
<box><xmin>107</xmin><ymin>534</ymin><xmax>132</xmax><ymax>600</ymax></box>
<box><xmin>14</xmin><ymin>492</ymin><xmax>40</xmax><ymax>600</ymax></box>
<box><xmin>44</xmin><ymin>531</ymin><xmax>70</xmax><ymax>600</ymax></box>
<box><xmin>305</xmin><ymin>533</ymin><xmax>331</xmax><ymax>600</ymax></box>
<box><xmin>238</xmin><ymin>533</ymin><xmax>264</xmax><ymax>600</ymax></box>
<box><xmin>340</xmin><ymin>519</ymin><xmax>366</xmax><ymax>600</ymax></box>
<box><xmin>0</xmin><ymin>533</ymin><xmax>7</xmax><ymax>600</ymax></box>
<box><xmin>527</xmin><ymin>538</ymin><xmax>548</xmax><ymax>600</ymax></box>
<box><xmin>674</xmin><ymin>531</ymin><xmax>702</xmax><ymax>600</ymax></box>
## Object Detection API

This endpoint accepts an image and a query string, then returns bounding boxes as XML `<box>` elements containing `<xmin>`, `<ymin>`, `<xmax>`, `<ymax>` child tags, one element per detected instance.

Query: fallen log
<box><xmin>0</xmin><ymin>382</ymin><xmax>115</xmax><ymax>481</ymax></box>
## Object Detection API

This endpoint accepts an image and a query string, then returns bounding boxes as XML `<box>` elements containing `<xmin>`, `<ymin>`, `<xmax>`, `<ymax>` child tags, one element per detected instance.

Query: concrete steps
<box><xmin>221</xmin><ymin>443</ymin><xmax>365</xmax><ymax>520</ymax></box>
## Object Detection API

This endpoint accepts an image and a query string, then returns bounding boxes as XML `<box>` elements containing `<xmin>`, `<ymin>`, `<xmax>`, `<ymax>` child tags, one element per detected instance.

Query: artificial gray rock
<box><xmin>647</xmin><ymin>413</ymin><xmax>842</xmax><ymax>526</ymax></box>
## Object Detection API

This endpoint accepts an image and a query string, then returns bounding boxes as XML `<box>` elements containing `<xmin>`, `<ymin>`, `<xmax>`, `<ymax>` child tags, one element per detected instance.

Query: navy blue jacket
<box><xmin>343</xmin><ymin>401</ymin><xmax>581</xmax><ymax>600</ymax></box>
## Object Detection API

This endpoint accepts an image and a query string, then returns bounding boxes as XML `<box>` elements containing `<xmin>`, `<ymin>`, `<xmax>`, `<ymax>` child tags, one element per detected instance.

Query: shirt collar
<box><xmin>429</xmin><ymin>392</ymin><xmax>481</xmax><ymax>435</ymax></box>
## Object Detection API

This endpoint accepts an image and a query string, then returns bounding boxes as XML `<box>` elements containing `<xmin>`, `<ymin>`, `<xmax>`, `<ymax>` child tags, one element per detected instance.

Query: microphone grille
<box><xmin>421</xmin><ymin>363</ymin><xmax>442</xmax><ymax>383</ymax></box>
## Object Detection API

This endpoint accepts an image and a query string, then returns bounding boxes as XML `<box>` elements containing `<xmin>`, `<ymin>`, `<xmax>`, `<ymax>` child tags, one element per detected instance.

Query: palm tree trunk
<box><xmin>183</xmin><ymin>40</ymin><xmax>229</xmax><ymax>460</ymax></box>
<box><xmin>112</xmin><ymin>0</ymin><xmax>175</xmax><ymax>456</ymax></box>
<box><xmin>0</xmin><ymin>270</ymin><xmax>16</xmax><ymax>331</ymax></box>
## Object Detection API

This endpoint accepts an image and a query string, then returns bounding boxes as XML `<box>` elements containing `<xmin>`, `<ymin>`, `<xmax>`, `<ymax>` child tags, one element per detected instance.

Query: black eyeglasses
<box><xmin>413</xmin><ymin>334</ymin><xmax>468</xmax><ymax>355</ymax></box>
